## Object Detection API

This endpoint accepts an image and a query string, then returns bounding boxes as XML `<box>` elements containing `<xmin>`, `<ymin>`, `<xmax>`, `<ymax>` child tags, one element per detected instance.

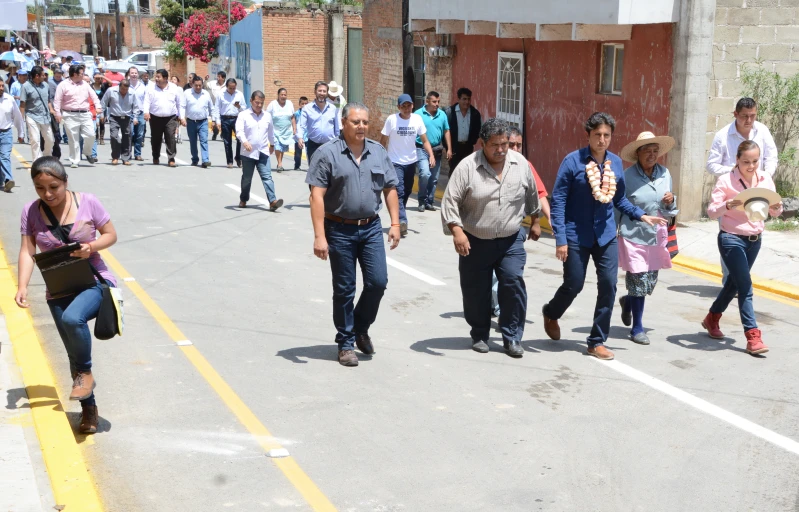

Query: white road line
<box><xmin>386</xmin><ymin>257</ymin><xmax>446</xmax><ymax>286</ymax></box>
<box><xmin>594</xmin><ymin>358</ymin><xmax>799</xmax><ymax>456</ymax></box>
<box><xmin>161</xmin><ymin>153</ymin><xmax>190</xmax><ymax>166</ymax></box>
<box><xmin>225</xmin><ymin>184</ymin><xmax>269</xmax><ymax>205</ymax></box>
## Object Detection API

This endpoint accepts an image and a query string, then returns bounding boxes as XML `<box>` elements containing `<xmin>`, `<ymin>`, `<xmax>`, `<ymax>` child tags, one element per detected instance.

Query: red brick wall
<box><xmin>362</xmin><ymin>0</ymin><xmax>403</xmax><ymax>139</ymax></box>
<box><xmin>51</xmin><ymin>15</ymin><xmax>162</xmax><ymax>56</ymax></box>
<box><xmin>449</xmin><ymin>24</ymin><xmax>674</xmax><ymax>188</ymax></box>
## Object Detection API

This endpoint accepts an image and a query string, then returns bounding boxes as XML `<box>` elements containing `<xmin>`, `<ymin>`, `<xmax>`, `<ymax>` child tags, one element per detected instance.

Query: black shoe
<box><xmin>201</xmin><ymin>162</ymin><xmax>211</xmax><ymax>168</ymax></box>
<box><xmin>417</xmin><ymin>204</ymin><xmax>425</xmax><ymax>213</ymax></box>
<box><xmin>86</xmin><ymin>156</ymin><xmax>97</xmax><ymax>164</ymax></box>
<box><xmin>236</xmin><ymin>160</ymin><xmax>242</xmax><ymax>168</ymax></box>
<box><xmin>355</xmin><ymin>333</ymin><xmax>375</xmax><ymax>355</ymax></box>
<box><xmin>619</xmin><ymin>296</ymin><xmax>632</xmax><ymax>327</ymax></box>
<box><xmin>504</xmin><ymin>340</ymin><xmax>524</xmax><ymax>358</ymax></box>
<box><xmin>191</xmin><ymin>161</ymin><xmax>199</xmax><ymax>167</ymax></box>
<box><xmin>472</xmin><ymin>340</ymin><xmax>489</xmax><ymax>353</ymax></box>
<box><xmin>424</xmin><ymin>204</ymin><xmax>438</xmax><ymax>211</ymax></box>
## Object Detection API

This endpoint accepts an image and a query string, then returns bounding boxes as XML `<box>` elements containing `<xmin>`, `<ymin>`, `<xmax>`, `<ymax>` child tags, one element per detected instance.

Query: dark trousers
<box><xmin>96</xmin><ymin>116</ymin><xmax>105</xmax><ymax>143</ymax></box>
<box><xmin>44</xmin><ymin>129</ymin><xmax>62</xmax><ymax>159</ymax></box>
<box><xmin>294</xmin><ymin>140</ymin><xmax>303</xmax><ymax>169</ymax></box>
<box><xmin>544</xmin><ymin>238</ymin><xmax>619</xmax><ymax>347</ymax></box>
<box><xmin>325</xmin><ymin>217</ymin><xmax>388</xmax><ymax>350</ymax></box>
<box><xmin>449</xmin><ymin>142</ymin><xmax>474</xmax><ymax>174</ymax></box>
<box><xmin>212</xmin><ymin>121</ymin><xmax>219</xmax><ymax>140</ymax></box>
<box><xmin>393</xmin><ymin>162</ymin><xmax>416</xmax><ymax>224</ymax></box>
<box><xmin>460</xmin><ymin>229</ymin><xmax>528</xmax><ymax>344</ymax></box>
<box><xmin>108</xmin><ymin>115</ymin><xmax>132</xmax><ymax>161</ymax></box>
<box><xmin>710</xmin><ymin>232</ymin><xmax>761</xmax><ymax>331</ymax></box>
<box><xmin>221</xmin><ymin>116</ymin><xmax>241</xmax><ymax>165</ymax></box>
<box><xmin>149</xmin><ymin>114</ymin><xmax>178</xmax><ymax>162</ymax></box>
<box><xmin>306</xmin><ymin>139</ymin><xmax>323</xmax><ymax>165</ymax></box>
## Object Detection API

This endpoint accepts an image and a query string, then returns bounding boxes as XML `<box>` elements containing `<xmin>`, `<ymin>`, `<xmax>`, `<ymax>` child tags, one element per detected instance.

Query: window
<box><xmin>496</xmin><ymin>52</ymin><xmax>524</xmax><ymax>128</ymax></box>
<box><xmin>599</xmin><ymin>43</ymin><xmax>624</xmax><ymax>95</ymax></box>
<box><xmin>413</xmin><ymin>46</ymin><xmax>425</xmax><ymax>109</ymax></box>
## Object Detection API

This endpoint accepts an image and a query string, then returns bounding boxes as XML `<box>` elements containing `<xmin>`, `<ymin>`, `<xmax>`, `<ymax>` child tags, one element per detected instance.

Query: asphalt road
<box><xmin>2</xmin><ymin>135</ymin><xmax>799</xmax><ymax>512</ymax></box>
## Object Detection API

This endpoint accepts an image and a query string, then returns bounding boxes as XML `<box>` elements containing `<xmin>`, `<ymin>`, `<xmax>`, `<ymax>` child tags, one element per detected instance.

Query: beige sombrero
<box><xmin>734</xmin><ymin>187</ymin><xmax>782</xmax><ymax>222</ymax></box>
<box><xmin>620</xmin><ymin>131</ymin><xmax>676</xmax><ymax>163</ymax></box>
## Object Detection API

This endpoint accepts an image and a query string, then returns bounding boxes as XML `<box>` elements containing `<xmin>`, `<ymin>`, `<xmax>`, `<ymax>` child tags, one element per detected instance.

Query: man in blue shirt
<box><xmin>297</xmin><ymin>81</ymin><xmax>340</xmax><ymax>164</ymax></box>
<box><xmin>414</xmin><ymin>91</ymin><xmax>451</xmax><ymax>212</ymax></box>
<box><xmin>542</xmin><ymin>112</ymin><xmax>666</xmax><ymax>360</ymax></box>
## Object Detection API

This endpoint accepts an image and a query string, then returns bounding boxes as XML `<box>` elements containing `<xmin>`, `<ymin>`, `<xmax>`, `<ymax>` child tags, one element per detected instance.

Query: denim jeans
<box><xmin>491</xmin><ymin>271</ymin><xmax>500</xmax><ymax>316</ymax></box>
<box><xmin>0</xmin><ymin>129</ymin><xmax>12</xmax><ymax>183</ymax></box>
<box><xmin>240</xmin><ymin>152</ymin><xmax>276</xmax><ymax>203</ymax></box>
<box><xmin>415</xmin><ymin>148</ymin><xmax>441</xmax><ymax>207</ymax></box>
<box><xmin>294</xmin><ymin>141</ymin><xmax>303</xmax><ymax>169</ymax></box>
<box><xmin>47</xmin><ymin>283</ymin><xmax>105</xmax><ymax>406</ymax></box>
<box><xmin>460</xmin><ymin>229</ymin><xmax>528</xmax><ymax>344</ymax></box>
<box><xmin>710</xmin><ymin>232</ymin><xmax>761</xmax><ymax>331</ymax></box>
<box><xmin>544</xmin><ymin>238</ymin><xmax>619</xmax><ymax>347</ymax></box>
<box><xmin>325</xmin><ymin>217</ymin><xmax>388</xmax><ymax>350</ymax></box>
<box><xmin>186</xmin><ymin>119</ymin><xmax>209</xmax><ymax>164</ymax></box>
<box><xmin>306</xmin><ymin>139</ymin><xmax>322</xmax><ymax>165</ymax></box>
<box><xmin>132</xmin><ymin>112</ymin><xmax>146</xmax><ymax>157</ymax></box>
<box><xmin>393</xmin><ymin>162</ymin><xmax>416</xmax><ymax>224</ymax></box>
<box><xmin>221</xmin><ymin>117</ymin><xmax>241</xmax><ymax>165</ymax></box>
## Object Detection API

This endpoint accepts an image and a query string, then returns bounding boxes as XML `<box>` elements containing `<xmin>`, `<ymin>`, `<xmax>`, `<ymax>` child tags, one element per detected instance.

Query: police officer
<box><xmin>305</xmin><ymin>102</ymin><xmax>401</xmax><ymax>367</ymax></box>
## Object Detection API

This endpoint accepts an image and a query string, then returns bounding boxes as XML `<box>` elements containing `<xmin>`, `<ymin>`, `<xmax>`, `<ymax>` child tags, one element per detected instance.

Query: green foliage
<box><xmin>164</xmin><ymin>40</ymin><xmax>185</xmax><ymax>61</ymax></box>
<box><xmin>765</xmin><ymin>218</ymin><xmax>799</xmax><ymax>231</ymax></box>
<box><xmin>126</xmin><ymin>0</ymin><xmax>136</xmax><ymax>12</ymax></box>
<box><xmin>46</xmin><ymin>0</ymin><xmax>85</xmax><ymax>16</ymax></box>
<box><xmin>149</xmin><ymin>0</ymin><xmax>212</xmax><ymax>41</ymax></box>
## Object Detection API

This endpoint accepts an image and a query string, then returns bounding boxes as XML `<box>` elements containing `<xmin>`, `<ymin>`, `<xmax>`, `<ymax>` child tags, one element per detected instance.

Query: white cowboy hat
<box><xmin>620</xmin><ymin>131</ymin><xmax>676</xmax><ymax>163</ymax></box>
<box><xmin>327</xmin><ymin>80</ymin><xmax>343</xmax><ymax>98</ymax></box>
<box><xmin>733</xmin><ymin>187</ymin><xmax>782</xmax><ymax>222</ymax></box>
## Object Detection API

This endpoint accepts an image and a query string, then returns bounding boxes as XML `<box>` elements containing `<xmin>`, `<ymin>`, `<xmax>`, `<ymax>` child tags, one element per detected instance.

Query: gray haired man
<box><xmin>102</xmin><ymin>79</ymin><xmax>140</xmax><ymax>165</ymax></box>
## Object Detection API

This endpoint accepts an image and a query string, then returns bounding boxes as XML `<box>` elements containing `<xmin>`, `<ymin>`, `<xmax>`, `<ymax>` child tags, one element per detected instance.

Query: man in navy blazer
<box><xmin>542</xmin><ymin>112</ymin><xmax>666</xmax><ymax>360</ymax></box>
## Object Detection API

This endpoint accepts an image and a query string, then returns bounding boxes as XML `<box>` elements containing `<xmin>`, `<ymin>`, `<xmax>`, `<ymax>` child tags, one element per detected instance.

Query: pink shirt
<box><xmin>707</xmin><ymin>167</ymin><xmax>783</xmax><ymax>236</ymax></box>
<box><xmin>53</xmin><ymin>78</ymin><xmax>102</xmax><ymax>116</ymax></box>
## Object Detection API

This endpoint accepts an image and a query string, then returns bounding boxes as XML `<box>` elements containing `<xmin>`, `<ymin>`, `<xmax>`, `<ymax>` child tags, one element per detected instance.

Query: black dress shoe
<box><xmin>472</xmin><ymin>340</ymin><xmax>489</xmax><ymax>353</ymax></box>
<box><xmin>504</xmin><ymin>340</ymin><xmax>524</xmax><ymax>358</ymax></box>
<box><xmin>424</xmin><ymin>204</ymin><xmax>437</xmax><ymax>211</ymax></box>
<box><xmin>355</xmin><ymin>333</ymin><xmax>375</xmax><ymax>355</ymax></box>
<box><xmin>619</xmin><ymin>296</ymin><xmax>632</xmax><ymax>326</ymax></box>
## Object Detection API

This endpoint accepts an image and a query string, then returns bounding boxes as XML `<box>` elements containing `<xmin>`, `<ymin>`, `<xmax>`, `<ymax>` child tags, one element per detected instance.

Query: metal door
<box><xmin>235</xmin><ymin>42</ymin><xmax>251</xmax><ymax>106</ymax></box>
<box><xmin>347</xmin><ymin>28</ymin><xmax>363</xmax><ymax>103</ymax></box>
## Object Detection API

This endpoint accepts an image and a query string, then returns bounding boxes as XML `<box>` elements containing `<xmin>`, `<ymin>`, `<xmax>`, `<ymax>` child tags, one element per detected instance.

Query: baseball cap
<box><xmin>397</xmin><ymin>93</ymin><xmax>413</xmax><ymax>105</ymax></box>
<box><xmin>17</xmin><ymin>70</ymin><xmax>28</xmax><ymax>75</ymax></box>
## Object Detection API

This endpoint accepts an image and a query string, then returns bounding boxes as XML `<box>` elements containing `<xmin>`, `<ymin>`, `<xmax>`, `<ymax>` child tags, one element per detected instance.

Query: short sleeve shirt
<box><xmin>381</xmin><ymin>113</ymin><xmax>426</xmax><ymax>165</ymax></box>
<box><xmin>415</xmin><ymin>106</ymin><xmax>449</xmax><ymax>147</ymax></box>
<box><xmin>20</xmin><ymin>81</ymin><xmax>51</xmax><ymax>124</ymax></box>
<box><xmin>305</xmin><ymin>138</ymin><xmax>399</xmax><ymax>219</ymax></box>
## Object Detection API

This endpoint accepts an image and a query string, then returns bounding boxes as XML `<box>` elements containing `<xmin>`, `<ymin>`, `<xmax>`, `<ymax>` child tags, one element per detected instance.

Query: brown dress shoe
<box><xmin>168</xmin><ymin>161</ymin><xmax>177</xmax><ymax>167</ymax></box>
<box><xmin>338</xmin><ymin>349</ymin><xmax>359</xmax><ymax>367</ymax></box>
<box><xmin>69</xmin><ymin>372</ymin><xmax>96</xmax><ymax>401</ymax></box>
<box><xmin>135</xmin><ymin>156</ymin><xmax>144</xmax><ymax>161</ymax></box>
<box><xmin>587</xmin><ymin>345</ymin><xmax>615</xmax><ymax>360</ymax></box>
<box><xmin>153</xmin><ymin>158</ymin><xmax>160</xmax><ymax>165</ymax></box>
<box><xmin>79</xmin><ymin>404</ymin><xmax>98</xmax><ymax>434</ymax></box>
<box><xmin>542</xmin><ymin>305</ymin><xmax>561</xmax><ymax>340</ymax></box>
<box><xmin>269</xmin><ymin>199</ymin><xmax>284</xmax><ymax>211</ymax></box>
<box><xmin>355</xmin><ymin>333</ymin><xmax>375</xmax><ymax>355</ymax></box>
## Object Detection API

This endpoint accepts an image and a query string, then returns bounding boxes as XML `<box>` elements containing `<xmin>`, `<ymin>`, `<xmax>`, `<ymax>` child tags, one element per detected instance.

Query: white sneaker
<box><xmin>3</xmin><ymin>180</ymin><xmax>14</xmax><ymax>192</ymax></box>
<box><xmin>71</xmin><ymin>163</ymin><xmax>78</xmax><ymax>168</ymax></box>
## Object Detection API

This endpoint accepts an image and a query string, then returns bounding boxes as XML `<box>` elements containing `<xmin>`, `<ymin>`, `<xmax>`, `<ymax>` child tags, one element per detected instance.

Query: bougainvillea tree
<box><xmin>175</xmin><ymin>0</ymin><xmax>247</xmax><ymax>63</ymax></box>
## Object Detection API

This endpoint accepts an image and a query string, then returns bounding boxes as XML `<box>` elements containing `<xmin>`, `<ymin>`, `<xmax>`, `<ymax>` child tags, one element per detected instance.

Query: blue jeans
<box><xmin>240</xmin><ymin>152</ymin><xmax>276</xmax><ymax>204</ymax></box>
<box><xmin>47</xmin><ymin>283</ymin><xmax>105</xmax><ymax>406</ymax></box>
<box><xmin>294</xmin><ymin>141</ymin><xmax>303</xmax><ymax>169</ymax></box>
<box><xmin>0</xmin><ymin>129</ymin><xmax>12</xmax><ymax>183</ymax></box>
<box><xmin>544</xmin><ymin>238</ymin><xmax>619</xmax><ymax>347</ymax></box>
<box><xmin>325</xmin><ymin>217</ymin><xmax>388</xmax><ymax>350</ymax></box>
<box><xmin>221</xmin><ymin>117</ymin><xmax>241</xmax><ymax>165</ymax></box>
<box><xmin>460</xmin><ymin>229</ymin><xmax>528</xmax><ymax>344</ymax></box>
<box><xmin>132</xmin><ymin>112</ymin><xmax>146</xmax><ymax>157</ymax></box>
<box><xmin>416</xmin><ymin>148</ymin><xmax>441</xmax><ymax>207</ymax></box>
<box><xmin>710</xmin><ymin>232</ymin><xmax>761</xmax><ymax>331</ymax></box>
<box><xmin>186</xmin><ymin>119</ymin><xmax>209</xmax><ymax>164</ymax></box>
<box><xmin>491</xmin><ymin>272</ymin><xmax>500</xmax><ymax>316</ymax></box>
<box><xmin>393</xmin><ymin>162</ymin><xmax>416</xmax><ymax>224</ymax></box>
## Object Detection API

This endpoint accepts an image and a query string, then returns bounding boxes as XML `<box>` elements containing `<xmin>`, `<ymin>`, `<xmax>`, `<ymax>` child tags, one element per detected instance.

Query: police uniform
<box><xmin>305</xmin><ymin>137</ymin><xmax>398</xmax><ymax>353</ymax></box>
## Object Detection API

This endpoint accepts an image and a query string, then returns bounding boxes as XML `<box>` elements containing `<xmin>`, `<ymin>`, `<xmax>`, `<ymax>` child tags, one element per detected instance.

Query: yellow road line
<box><xmin>0</xmin><ymin>245</ymin><xmax>104</xmax><ymax>511</ymax></box>
<box><xmin>100</xmin><ymin>250</ymin><xmax>337</xmax><ymax>511</ymax></box>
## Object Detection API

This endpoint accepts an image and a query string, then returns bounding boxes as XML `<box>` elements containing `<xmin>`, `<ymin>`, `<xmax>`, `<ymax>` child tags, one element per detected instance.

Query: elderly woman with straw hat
<box><xmin>617</xmin><ymin>131</ymin><xmax>678</xmax><ymax>344</ymax></box>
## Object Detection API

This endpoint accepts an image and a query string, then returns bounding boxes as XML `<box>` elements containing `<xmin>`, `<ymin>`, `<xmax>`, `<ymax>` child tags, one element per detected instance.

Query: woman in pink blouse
<box><xmin>704</xmin><ymin>140</ymin><xmax>782</xmax><ymax>355</ymax></box>
<box><xmin>15</xmin><ymin>156</ymin><xmax>118</xmax><ymax>433</ymax></box>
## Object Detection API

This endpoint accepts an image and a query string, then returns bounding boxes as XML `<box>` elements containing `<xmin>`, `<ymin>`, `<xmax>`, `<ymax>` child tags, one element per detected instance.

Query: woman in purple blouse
<box><xmin>15</xmin><ymin>156</ymin><xmax>118</xmax><ymax>434</ymax></box>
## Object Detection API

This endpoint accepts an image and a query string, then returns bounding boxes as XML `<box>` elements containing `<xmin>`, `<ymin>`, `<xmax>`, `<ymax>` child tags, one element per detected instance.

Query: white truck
<box><xmin>104</xmin><ymin>51</ymin><xmax>165</xmax><ymax>75</ymax></box>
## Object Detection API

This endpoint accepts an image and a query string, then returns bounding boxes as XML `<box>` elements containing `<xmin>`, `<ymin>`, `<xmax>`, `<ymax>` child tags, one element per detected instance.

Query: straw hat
<box><xmin>620</xmin><ymin>131</ymin><xmax>676</xmax><ymax>163</ymax></box>
<box><xmin>327</xmin><ymin>80</ymin><xmax>343</xmax><ymax>98</ymax></box>
<box><xmin>733</xmin><ymin>187</ymin><xmax>782</xmax><ymax>222</ymax></box>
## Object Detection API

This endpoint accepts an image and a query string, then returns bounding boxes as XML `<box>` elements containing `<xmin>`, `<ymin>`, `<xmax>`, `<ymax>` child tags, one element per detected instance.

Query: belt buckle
<box><xmin>357</xmin><ymin>217</ymin><xmax>367</xmax><ymax>226</ymax></box>
<box><xmin>749</xmin><ymin>234</ymin><xmax>759</xmax><ymax>242</ymax></box>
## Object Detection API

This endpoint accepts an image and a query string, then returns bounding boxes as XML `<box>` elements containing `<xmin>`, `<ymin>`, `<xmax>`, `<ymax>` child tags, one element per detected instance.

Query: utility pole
<box><xmin>401</xmin><ymin>0</ymin><xmax>413</xmax><ymax>98</ymax></box>
<box><xmin>227</xmin><ymin>0</ymin><xmax>231</xmax><ymax>65</ymax></box>
<box><xmin>88</xmin><ymin>0</ymin><xmax>98</xmax><ymax>58</ymax></box>
<box><xmin>34</xmin><ymin>0</ymin><xmax>45</xmax><ymax>54</ymax></box>
<box><xmin>115</xmin><ymin>0</ymin><xmax>122</xmax><ymax>59</ymax></box>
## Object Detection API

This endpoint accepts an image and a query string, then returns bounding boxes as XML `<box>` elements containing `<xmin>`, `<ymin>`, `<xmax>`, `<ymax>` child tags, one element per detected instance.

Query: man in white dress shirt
<box><xmin>0</xmin><ymin>81</ymin><xmax>25</xmax><ymax>192</ymax></box>
<box><xmin>184</xmin><ymin>75</ymin><xmax>216</xmax><ymax>168</ymax></box>
<box><xmin>205</xmin><ymin>70</ymin><xmax>225</xmax><ymax>141</ymax></box>
<box><xmin>214</xmin><ymin>78</ymin><xmax>245</xmax><ymax>168</ymax></box>
<box><xmin>707</xmin><ymin>97</ymin><xmax>778</xmax><ymax>177</ymax></box>
<box><xmin>126</xmin><ymin>66</ymin><xmax>148</xmax><ymax>161</ymax></box>
<box><xmin>234</xmin><ymin>90</ymin><xmax>283</xmax><ymax>211</ymax></box>
<box><xmin>143</xmin><ymin>68</ymin><xmax>185</xmax><ymax>167</ymax></box>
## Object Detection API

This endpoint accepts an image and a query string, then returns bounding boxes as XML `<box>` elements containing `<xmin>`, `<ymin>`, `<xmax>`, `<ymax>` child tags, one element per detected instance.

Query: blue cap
<box><xmin>397</xmin><ymin>94</ymin><xmax>413</xmax><ymax>105</ymax></box>
<box><xmin>17</xmin><ymin>70</ymin><xmax>28</xmax><ymax>75</ymax></box>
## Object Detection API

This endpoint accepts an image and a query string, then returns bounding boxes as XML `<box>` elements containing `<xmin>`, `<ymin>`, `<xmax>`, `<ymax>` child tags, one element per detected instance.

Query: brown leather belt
<box><xmin>324</xmin><ymin>213</ymin><xmax>378</xmax><ymax>226</ymax></box>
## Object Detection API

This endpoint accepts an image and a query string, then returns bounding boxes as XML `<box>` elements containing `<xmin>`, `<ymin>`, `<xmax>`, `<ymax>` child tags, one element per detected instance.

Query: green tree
<box><xmin>149</xmin><ymin>0</ymin><xmax>211</xmax><ymax>41</ymax></box>
<box><xmin>46</xmin><ymin>0</ymin><xmax>85</xmax><ymax>16</ymax></box>
<box><xmin>126</xmin><ymin>0</ymin><xmax>136</xmax><ymax>12</ymax></box>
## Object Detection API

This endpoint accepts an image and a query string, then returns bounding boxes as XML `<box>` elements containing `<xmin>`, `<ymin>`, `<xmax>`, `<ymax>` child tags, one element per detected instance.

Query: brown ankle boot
<box><xmin>69</xmin><ymin>372</ymin><xmax>96</xmax><ymax>401</ymax></box>
<box><xmin>79</xmin><ymin>404</ymin><xmax>98</xmax><ymax>434</ymax></box>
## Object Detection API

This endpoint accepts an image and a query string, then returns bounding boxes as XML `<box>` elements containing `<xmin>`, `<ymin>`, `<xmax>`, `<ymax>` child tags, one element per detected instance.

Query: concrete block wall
<box><xmin>362</xmin><ymin>0</ymin><xmax>404</xmax><ymax>139</ymax></box>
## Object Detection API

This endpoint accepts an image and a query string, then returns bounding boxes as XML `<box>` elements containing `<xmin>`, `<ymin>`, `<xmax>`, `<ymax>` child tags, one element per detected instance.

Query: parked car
<box><xmin>81</xmin><ymin>55</ymin><xmax>106</xmax><ymax>68</ymax></box>
<box><xmin>104</xmin><ymin>51</ymin><xmax>165</xmax><ymax>75</ymax></box>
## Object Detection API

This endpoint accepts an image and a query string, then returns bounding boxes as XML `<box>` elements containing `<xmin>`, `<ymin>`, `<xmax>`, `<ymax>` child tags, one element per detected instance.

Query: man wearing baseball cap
<box><xmin>379</xmin><ymin>94</ymin><xmax>434</xmax><ymax>236</ymax></box>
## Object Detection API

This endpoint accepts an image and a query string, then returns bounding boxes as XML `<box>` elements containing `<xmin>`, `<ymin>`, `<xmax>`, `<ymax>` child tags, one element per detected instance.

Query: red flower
<box><xmin>175</xmin><ymin>0</ymin><xmax>247</xmax><ymax>63</ymax></box>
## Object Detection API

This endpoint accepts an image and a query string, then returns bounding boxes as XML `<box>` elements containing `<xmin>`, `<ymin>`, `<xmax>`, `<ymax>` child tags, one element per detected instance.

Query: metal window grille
<box><xmin>599</xmin><ymin>43</ymin><xmax>624</xmax><ymax>95</ymax></box>
<box><xmin>413</xmin><ymin>46</ymin><xmax>425</xmax><ymax>110</ymax></box>
<box><xmin>496</xmin><ymin>52</ymin><xmax>524</xmax><ymax>128</ymax></box>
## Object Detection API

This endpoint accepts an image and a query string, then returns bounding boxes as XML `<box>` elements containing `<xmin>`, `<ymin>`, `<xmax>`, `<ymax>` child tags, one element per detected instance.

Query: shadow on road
<box><xmin>667</xmin><ymin>284</ymin><xmax>720</xmax><ymax>298</ymax></box>
<box><xmin>276</xmin><ymin>344</ymin><xmax>373</xmax><ymax>364</ymax></box>
<box><xmin>6</xmin><ymin>385</ymin><xmax>62</xmax><ymax>411</ymax></box>
<box><xmin>66</xmin><ymin>411</ymin><xmax>113</xmax><ymax>441</ymax></box>
<box><xmin>666</xmin><ymin>332</ymin><xmax>749</xmax><ymax>354</ymax></box>
<box><xmin>409</xmin><ymin>337</ymin><xmax>487</xmax><ymax>356</ymax></box>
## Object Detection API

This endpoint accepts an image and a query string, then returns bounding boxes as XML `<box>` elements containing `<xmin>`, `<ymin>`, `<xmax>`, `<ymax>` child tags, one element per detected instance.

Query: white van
<box><xmin>105</xmin><ymin>51</ymin><xmax>165</xmax><ymax>75</ymax></box>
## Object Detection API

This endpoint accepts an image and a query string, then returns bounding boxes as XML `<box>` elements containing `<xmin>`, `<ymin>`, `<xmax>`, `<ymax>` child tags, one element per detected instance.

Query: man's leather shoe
<box><xmin>202</xmin><ymin>162</ymin><xmax>211</xmax><ymax>168</ymax></box>
<box><xmin>69</xmin><ymin>372</ymin><xmax>96</xmax><ymax>401</ymax></box>
<box><xmin>355</xmin><ymin>333</ymin><xmax>375</xmax><ymax>355</ymax></box>
<box><xmin>417</xmin><ymin>204</ymin><xmax>425</xmax><ymax>212</ymax></box>
<box><xmin>619</xmin><ymin>296</ymin><xmax>631</xmax><ymax>327</ymax></box>
<box><xmin>270</xmin><ymin>199</ymin><xmax>284</xmax><ymax>211</ymax></box>
<box><xmin>542</xmin><ymin>305</ymin><xmax>561</xmax><ymax>340</ymax></box>
<box><xmin>472</xmin><ymin>340</ymin><xmax>489</xmax><ymax>353</ymax></box>
<box><xmin>111</xmin><ymin>159</ymin><xmax>119</xmax><ymax>165</ymax></box>
<box><xmin>153</xmin><ymin>158</ymin><xmax>160</xmax><ymax>165</ymax></box>
<box><xmin>338</xmin><ymin>349</ymin><xmax>359</xmax><ymax>367</ymax></box>
<box><xmin>168</xmin><ymin>161</ymin><xmax>177</xmax><ymax>167</ymax></box>
<box><xmin>79</xmin><ymin>404</ymin><xmax>98</xmax><ymax>434</ymax></box>
<box><xmin>504</xmin><ymin>340</ymin><xmax>524</xmax><ymax>358</ymax></box>
<box><xmin>587</xmin><ymin>345</ymin><xmax>615</xmax><ymax>360</ymax></box>
<box><xmin>135</xmin><ymin>156</ymin><xmax>144</xmax><ymax>161</ymax></box>
<box><xmin>424</xmin><ymin>204</ymin><xmax>437</xmax><ymax>211</ymax></box>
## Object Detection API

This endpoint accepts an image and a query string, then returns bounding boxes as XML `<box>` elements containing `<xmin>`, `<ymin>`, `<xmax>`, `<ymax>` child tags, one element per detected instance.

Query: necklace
<box><xmin>585</xmin><ymin>160</ymin><xmax>617</xmax><ymax>203</ymax></box>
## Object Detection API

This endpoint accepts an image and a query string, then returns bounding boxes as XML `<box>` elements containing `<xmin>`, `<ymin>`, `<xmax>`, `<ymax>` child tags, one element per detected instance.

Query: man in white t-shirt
<box><xmin>380</xmin><ymin>94</ymin><xmax>434</xmax><ymax>236</ymax></box>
